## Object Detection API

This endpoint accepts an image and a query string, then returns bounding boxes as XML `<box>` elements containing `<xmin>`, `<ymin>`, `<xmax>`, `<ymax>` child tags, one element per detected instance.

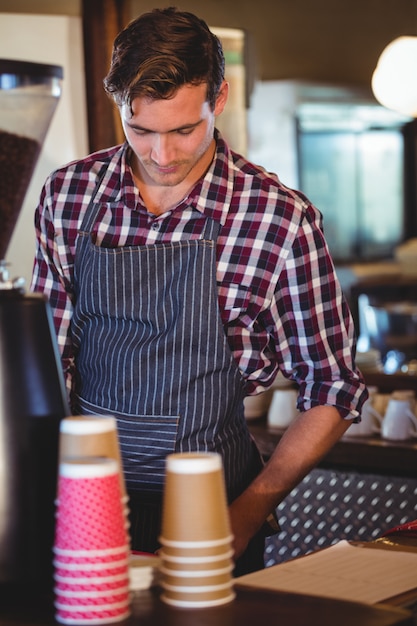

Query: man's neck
<box><xmin>131</xmin><ymin>172</ymin><xmax>194</xmax><ymax>216</ymax></box>
<box><xmin>129</xmin><ymin>141</ymin><xmax>216</xmax><ymax>216</ymax></box>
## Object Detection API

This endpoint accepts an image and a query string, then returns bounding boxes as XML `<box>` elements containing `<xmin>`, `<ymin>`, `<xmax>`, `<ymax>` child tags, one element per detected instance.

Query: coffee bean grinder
<box><xmin>0</xmin><ymin>59</ymin><xmax>69</xmax><ymax>590</ymax></box>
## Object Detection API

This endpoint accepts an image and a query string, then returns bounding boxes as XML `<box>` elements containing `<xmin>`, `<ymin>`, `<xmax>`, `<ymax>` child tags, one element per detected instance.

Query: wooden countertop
<box><xmin>248</xmin><ymin>416</ymin><xmax>417</xmax><ymax>478</ymax></box>
<box><xmin>0</xmin><ymin>585</ymin><xmax>414</xmax><ymax>626</ymax></box>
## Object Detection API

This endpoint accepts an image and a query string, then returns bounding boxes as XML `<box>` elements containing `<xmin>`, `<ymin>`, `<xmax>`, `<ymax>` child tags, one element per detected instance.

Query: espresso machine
<box><xmin>0</xmin><ymin>59</ymin><xmax>69</xmax><ymax>589</ymax></box>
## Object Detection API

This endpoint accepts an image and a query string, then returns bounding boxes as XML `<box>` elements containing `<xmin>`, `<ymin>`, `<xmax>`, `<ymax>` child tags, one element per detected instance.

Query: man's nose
<box><xmin>151</xmin><ymin>134</ymin><xmax>174</xmax><ymax>164</ymax></box>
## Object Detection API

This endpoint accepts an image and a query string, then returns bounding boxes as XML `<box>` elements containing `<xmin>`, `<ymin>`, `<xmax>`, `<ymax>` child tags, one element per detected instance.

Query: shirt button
<box><xmin>151</xmin><ymin>221</ymin><xmax>160</xmax><ymax>231</ymax></box>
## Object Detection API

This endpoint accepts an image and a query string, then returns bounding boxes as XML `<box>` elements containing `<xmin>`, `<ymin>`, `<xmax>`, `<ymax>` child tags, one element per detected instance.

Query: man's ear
<box><xmin>214</xmin><ymin>81</ymin><xmax>229</xmax><ymax>116</ymax></box>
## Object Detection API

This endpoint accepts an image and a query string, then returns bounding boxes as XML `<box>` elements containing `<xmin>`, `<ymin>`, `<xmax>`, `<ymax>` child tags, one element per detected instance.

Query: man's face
<box><xmin>120</xmin><ymin>82</ymin><xmax>228</xmax><ymax>190</ymax></box>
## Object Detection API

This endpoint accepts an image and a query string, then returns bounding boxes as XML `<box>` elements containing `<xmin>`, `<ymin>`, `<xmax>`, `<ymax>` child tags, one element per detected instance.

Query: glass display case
<box><xmin>297</xmin><ymin>101</ymin><xmax>413</xmax><ymax>262</ymax></box>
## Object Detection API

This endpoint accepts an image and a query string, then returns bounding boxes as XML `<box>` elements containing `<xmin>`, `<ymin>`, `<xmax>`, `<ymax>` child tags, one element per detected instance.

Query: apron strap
<box><xmin>78</xmin><ymin>165</ymin><xmax>110</xmax><ymax>234</ymax></box>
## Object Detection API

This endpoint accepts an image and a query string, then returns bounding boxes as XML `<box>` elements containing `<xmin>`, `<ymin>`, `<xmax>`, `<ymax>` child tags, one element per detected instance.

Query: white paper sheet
<box><xmin>235</xmin><ymin>540</ymin><xmax>417</xmax><ymax>604</ymax></box>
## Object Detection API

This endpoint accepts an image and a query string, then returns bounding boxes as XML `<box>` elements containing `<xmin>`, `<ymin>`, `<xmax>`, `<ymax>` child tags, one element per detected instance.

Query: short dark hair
<box><xmin>103</xmin><ymin>7</ymin><xmax>225</xmax><ymax>111</ymax></box>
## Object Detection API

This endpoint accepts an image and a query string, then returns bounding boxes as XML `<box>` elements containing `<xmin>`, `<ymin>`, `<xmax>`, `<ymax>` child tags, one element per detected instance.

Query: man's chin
<box><xmin>145</xmin><ymin>166</ymin><xmax>189</xmax><ymax>187</ymax></box>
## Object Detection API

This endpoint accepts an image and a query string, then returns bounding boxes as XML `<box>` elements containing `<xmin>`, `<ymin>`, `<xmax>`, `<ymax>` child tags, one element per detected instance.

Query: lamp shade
<box><xmin>371</xmin><ymin>36</ymin><xmax>417</xmax><ymax>117</ymax></box>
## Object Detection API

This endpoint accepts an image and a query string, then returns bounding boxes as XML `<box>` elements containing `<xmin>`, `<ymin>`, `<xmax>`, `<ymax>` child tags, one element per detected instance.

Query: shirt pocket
<box><xmin>217</xmin><ymin>283</ymin><xmax>252</xmax><ymax>323</ymax></box>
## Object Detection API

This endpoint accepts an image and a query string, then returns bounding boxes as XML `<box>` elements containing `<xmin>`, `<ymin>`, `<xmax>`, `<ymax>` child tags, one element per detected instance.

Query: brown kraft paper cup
<box><xmin>159</xmin><ymin>550</ymin><xmax>234</xmax><ymax>572</ymax></box>
<box><xmin>159</xmin><ymin>567</ymin><xmax>233</xmax><ymax>588</ymax></box>
<box><xmin>161</xmin><ymin>583</ymin><xmax>236</xmax><ymax>608</ymax></box>
<box><xmin>58</xmin><ymin>416</ymin><xmax>126</xmax><ymax>497</ymax></box>
<box><xmin>158</xmin><ymin>540</ymin><xmax>233</xmax><ymax>559</ymax></box>
<box><xmin>161</xmin><ymin>452</ymin><xmax>231</xmax><ymax>544</ymax></box>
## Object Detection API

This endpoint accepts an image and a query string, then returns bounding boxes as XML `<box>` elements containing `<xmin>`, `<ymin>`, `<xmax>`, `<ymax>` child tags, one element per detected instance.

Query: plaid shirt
<box><xmin>31</xmin><ymin>132</ymin><xmax>367</xmax><ymax>417</ymax></box>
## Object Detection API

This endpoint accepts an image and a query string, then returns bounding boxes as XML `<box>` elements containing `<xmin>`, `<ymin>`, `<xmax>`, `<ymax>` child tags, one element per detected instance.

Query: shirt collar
<box><xmin>187</xmin><ymin>130</ymin><xmax>234</xmax><ymax>226</ymax></box>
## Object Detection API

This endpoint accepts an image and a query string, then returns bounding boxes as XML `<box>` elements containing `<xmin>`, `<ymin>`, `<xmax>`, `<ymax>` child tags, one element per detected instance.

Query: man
<box><xmin>31</xmin><ymin>7</ymin><xmax>368</xmax><ymax>575</ymax></box>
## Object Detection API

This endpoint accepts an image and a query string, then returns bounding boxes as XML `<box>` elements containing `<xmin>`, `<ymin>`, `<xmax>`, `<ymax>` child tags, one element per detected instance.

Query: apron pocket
<box><xmin>75</xmin><ymin>397</ymin><xmax>179</xmax><ymax>492</ymax></box>
<box><xmin>116</xmin><ymin>413</ymin><xmax>179</xmax><ymax>492</ymax></box>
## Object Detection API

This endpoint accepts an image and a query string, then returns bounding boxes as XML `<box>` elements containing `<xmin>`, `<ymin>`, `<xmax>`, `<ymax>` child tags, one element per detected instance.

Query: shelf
<box><xmin>363</xmin><ymin>371</ymin><xmax>417</xmax><ymax>393</ymax></box>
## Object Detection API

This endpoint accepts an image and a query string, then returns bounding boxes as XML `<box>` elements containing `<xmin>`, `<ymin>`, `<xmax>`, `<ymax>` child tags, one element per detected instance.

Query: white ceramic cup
<box><xmin>344</xmin><ymin>386</ymin><xmax>383</xmax><ymax>438</ymax></box>
<box><xmin>267</xmin><ymin>388</ymin><xmax>299</xmax><ymax>428</ymax></box>
<box><xmin>381</xmin><ymin>398</ymin><xmax>417</xmax><ymax>441</ymax></box>
<box><xmin>391</xmin><ymin>389</ymin><xmax>416</xmax><ymax>409</ymax></box>
<box><xmin>344</xmin><ymin>402</ymin><xmax>383</xmax><ymax>438</ymax></box>
<box><xmin>244</xmin><ymin>388</ymin><xmax>273</xmax><ymax>420</ymax></box>
<box><xmin>372</xmin><ymin>392</ymin><xmax>390</xmax><ymax>418</ymax></box>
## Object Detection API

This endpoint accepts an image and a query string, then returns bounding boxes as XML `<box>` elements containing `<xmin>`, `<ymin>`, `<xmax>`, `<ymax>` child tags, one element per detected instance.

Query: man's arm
<box><xmin>229</xmin><ymin>405</ymin><xmax>352</xmax><ymax>559</ymax></box>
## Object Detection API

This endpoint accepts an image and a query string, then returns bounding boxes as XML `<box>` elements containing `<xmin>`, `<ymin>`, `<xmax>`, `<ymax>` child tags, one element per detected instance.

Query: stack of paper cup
<box><xmin>53</xmin><ymin>458</ymin><xmax>131</xmax><ymax>624</ymax></box>
<box><xmin>159</xmin><ymin>452</ymin><xmax>235</xmax><ymax>608</ymax></box>
<box><xmin>58</xmin><ymin>416</ymin><xmax>127</xmax><ymax>499</ymax></box>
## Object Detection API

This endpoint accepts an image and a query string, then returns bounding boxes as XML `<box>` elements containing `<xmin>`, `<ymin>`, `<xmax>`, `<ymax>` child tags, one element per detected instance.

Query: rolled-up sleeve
<box><xmin>269</xmin><ymin>203</ymin><xmax>367</xmax><ymax>418</ymax></box>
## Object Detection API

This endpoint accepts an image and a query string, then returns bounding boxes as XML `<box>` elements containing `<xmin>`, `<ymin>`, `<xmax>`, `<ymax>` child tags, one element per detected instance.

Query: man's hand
<box><xmin>228</xmin><ymin>406</ymin><xmax>352</xmax><ymax>560</ymax></box>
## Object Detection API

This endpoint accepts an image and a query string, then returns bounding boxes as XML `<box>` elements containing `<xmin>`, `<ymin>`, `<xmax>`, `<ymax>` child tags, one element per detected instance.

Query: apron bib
<box><xmin>72</xmin><ymin>170</ymin><xmax>258</xmax><ymax>551</ymax></box>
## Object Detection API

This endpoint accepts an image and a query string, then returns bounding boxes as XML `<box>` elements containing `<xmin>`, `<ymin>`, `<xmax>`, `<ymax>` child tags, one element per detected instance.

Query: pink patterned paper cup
<box><xmin>54</xmin><ymin>600</ymin><xmax>129</xmax><ymax>613</ymax></box>
<box><xmin>54</xmin><ymin>586</ymin><xmax>129</xmax><ymax>600</ymax></box>
<box><xmin>54</xmin><ymin>572</ymin><xmax>129</xmax><ymax>585</ymax></box>
<box><xmin>53</xmin><ymin>549</ymin><xmax>130</xmax><ymax>566</ymax></box>
<box><xmin>54</xmin><ymin>458</ymin><xmax>129</xmax><ymax>552</ymax></box>
<box><xmin>55</xmin><ymin>592</ymin><xmax>130</xmax><ymax>608</ymax></box>
<box><xmin>55</xmin><ymin>604</ymin><xmax>130</xmax><ymax>625</ymax></box>
<box><xmin>53</xmin><ymin>547</ymin><xmax>130</xmax><ymax>560</ymax></box>
<box><xmin>54</xmin><ymin>564</ymin><xmax>129</xmax><ymax>579</ymax></box>
<box><xmin>54</xmin><ymin>576</ymin><xmax>130</xmax><ymax>594</ymax></box>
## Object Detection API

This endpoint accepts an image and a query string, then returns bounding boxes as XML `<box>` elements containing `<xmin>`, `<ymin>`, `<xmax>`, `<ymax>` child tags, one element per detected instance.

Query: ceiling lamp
<box><xmin>371</xmin><ymin>36</ymin><xmax>417</xmax><ymax>117</ymax></box>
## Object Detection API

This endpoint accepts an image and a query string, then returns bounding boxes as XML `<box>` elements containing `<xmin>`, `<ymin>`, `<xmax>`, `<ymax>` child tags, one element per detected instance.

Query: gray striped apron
<box><xmin>71</xmin><ymin>172</ymin><xmax>263</xmax><ymax>567</ymax></box>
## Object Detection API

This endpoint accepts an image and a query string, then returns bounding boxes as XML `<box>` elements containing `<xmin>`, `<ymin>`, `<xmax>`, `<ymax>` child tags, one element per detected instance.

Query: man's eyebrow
<box><xmin>125</xmin><ymin>120</ymin><xmax>203</xmax><ymax>133</ymax></box>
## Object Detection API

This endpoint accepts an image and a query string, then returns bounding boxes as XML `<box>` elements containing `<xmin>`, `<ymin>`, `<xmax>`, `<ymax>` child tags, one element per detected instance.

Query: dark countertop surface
<box><xmin>248</xmin><ymin>416</ymin><xmax>417</xmax><ymax>478</ymax></box>
<box><xmin>0</xmin><ymin>584</ymin><xmax>415</xmax><ymax>626</ymax></box>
